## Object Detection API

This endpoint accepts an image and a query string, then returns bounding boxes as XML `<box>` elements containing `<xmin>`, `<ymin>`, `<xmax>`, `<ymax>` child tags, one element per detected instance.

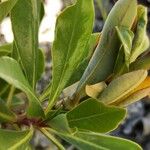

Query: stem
<box><xmin>7</xmin><ymin>85</ymin><xmax>15</xmax><ymax>107</ymax></box>
<box><xmin>45</xmin><ymin>100</ymin><xmax>54</xmax><ymax>115</ymax></box>
<box><xmin>40</xmin><ymin>128</ymin><xmax>65</xmax><ymax>150</ymax></box>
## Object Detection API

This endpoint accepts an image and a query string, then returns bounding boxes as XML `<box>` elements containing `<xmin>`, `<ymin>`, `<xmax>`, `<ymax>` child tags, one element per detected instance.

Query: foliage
<box><xmin>0</xmin><ymin>0</ymin><xmax>149</xmax><ymax>149</ymax></box>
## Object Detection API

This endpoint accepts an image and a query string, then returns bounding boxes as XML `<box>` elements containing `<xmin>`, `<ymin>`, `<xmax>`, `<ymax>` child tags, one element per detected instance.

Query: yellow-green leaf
<box><xmin>98</xmin><ymin>70</ymin><xmax>147</xmax><ymax>104</ymax></box>
<box><xmin>85</xmin><ymin>82</ymin><xmax>107</xmax><ymax>99</ymax></box>
<box><xmin>112</xmin><ymin>77</ymin><xmax>150</xmax><ymax>106</ymax></box>
<box><xmin>116</xmin><ymin>87</ymin><xmax>150</xmax><ymax>107</ymax></box>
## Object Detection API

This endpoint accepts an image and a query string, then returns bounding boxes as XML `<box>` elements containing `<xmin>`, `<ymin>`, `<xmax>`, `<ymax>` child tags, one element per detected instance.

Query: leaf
<box><xmin>37</xmin><ymin>49</ymin><xmax>45</xmax><ymax>81</ymax></box>
<box><xmin>0</xmin><ymin>128</ymin><xmax>33</xmax><ymax>150</ymax></box>
<box><xmin>112</xmin><ymin>76</ymin><xmax>150</xmax><ymax>107</ymax></box>
<box><xmin>11</xmin><ymin>0</ymin><xmax>41</xmax><ymax>88</ymax></box>
<box><xmin>0</xmin><ymin>43</ymin><xmax>13</xmax><ymax>56</ymax></box>
<box><xmin>49</xmin><ymin>114</ymin><xmax>72</xmax><ymax>133</ymax></box>
<box><xmin>0</xmin><ymin>56</ymin><xmax>44</xmax><ymax>118</ymax></box>
<box><xmin>11</xmin><ymin>96</ymin><xmax>25</xmax><ymax>108</ymax></box>
<box><xmin>41</xmin><ymin>33</ymin><xmax>100</xmax><ymax>102</ymax></box>
<box><xmin>46</xmin><ymin>128</ymin><xmax>142</xmax><ymax>150</ymax></box>
<box><xmin>130</xmin><ymin>55</ymin><xmax>150</xmax><ymax>71</ymax></box>
<box><xmin>113</xmin><ymin>26</ymin><xmax>134</xmax><ymax>76</ymax></box>
<box><xmin>67</xmin><ymin>99</ymin><xmax>126</xmax><ymax>133</ymax></box>
<box><xmin>76</xmin><ymin>0</ymin><xmax>137</xmax><ymax>97</ymax></box>
<box><xmin>116</xmin><ymin>87</ymin><xmax>150</xmax><ymax>107</ymax></box>
<box><xmin>130</xmin><ymin>5</ymin><xmax>149</xmax><ymax>63</ymax></box>
<box><xmin>74</xmin><ymin>132</ymin><xmax>142</xmax><ymax>150</ymax></box>
<box><xmin>40</xmin><ymin>1</ymin><xmax>45</xmax><ymax>22</ymax></box>
<box><xmin>85</xmin><ymin>82</ymin><xmax>107</xmax><ymax>99</ymax></box>
<box><xmin>0</xmin><ymin>0</ymin><xmax>18</xmax><ymax>22</ymax></box>
<box><xmin>98</xmin><ymin>70</ymin><xmax>147</xmax><ymax>105</ymax></box>
<box><xmin>46</xmin><ymin>110</ymin><xmax>141</xmax><ymax>150</ymax></box>
<box><xmin>67</xmin><ymin>33</ymin><xmax>100</xmax><ymax>87</ymax></box>
<box><xmin>0</xmin><ymin>98</ymin><xmax>16</xmax><ymax>123</ymax></box>
<box><xmin>47</xmin><ymin>0</ymin><xmax>94</xmax><ymax>110</ymax></box>
<box><xmin>0</xmin><ymin>79</ymin><xmax>10</xmax><ymax>97</ymax></box>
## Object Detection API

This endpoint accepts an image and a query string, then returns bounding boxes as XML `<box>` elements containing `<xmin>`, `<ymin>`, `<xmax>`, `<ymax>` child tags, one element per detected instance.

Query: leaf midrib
<box><xmin>48</xmin><ymin>128</ymin><xmax>109</xmax><ymax>150</ymax></box>
<box><xmin>51</xmin><ymin>2</ymin><xmax>81</xmax><ymax>100</ymax></box>
<box><xmin>68</xmin><ymin>110</ymin><xmax>120</xmax><ymax>123</ymax></box>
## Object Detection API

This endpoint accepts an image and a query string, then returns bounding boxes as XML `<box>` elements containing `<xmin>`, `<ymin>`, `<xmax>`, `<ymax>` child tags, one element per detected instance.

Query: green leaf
<box><xmin>0</xmin><ymin>0</ymin><xmax>18</xmax><ymax>22</ymax></box>
<box><xmin>76</xmin><ymin>0</ymin><xmax>137</xmax><ymax>98</ymax></box>
<box><xmin>130</xmin><ymin>55</ymin><xmax>150</xmax><ymax>71</ymax></box>
<box><xmin>11</xmin><ymin>96</ymin><xmax>25</xmax><ymax>108</ymax></box>
<box><xmin>47</xmin><ymin>0</ymin><xmax>94</xmax><ymax>110</ymax></box>
<box><xmin>130</xmin><ymin>5</ymin><xmax>149</xmax><ymax>63</ymax></box>
<box><xmin>0</xmin><ymin>98</ymin><xmax>16</xmax><ymax>122</ymax></box>
<box><xmin>47</xmin><ymin>128</ymin><xmax>142</xmax><ymax>150</ymax></box>
<box><xmin>113</xmin><ymin>26</ymin><xmax>134</xmax><ymax>76</ymax></box>
<box><xmin>0</xmin><ymin>43</ymin><xmax>13</xmax><ymax>56</ymax></box>
<box><xmin>74</xmin><ymin>132</ymin><xmax>142</xmax><ymax>150</ymax></box>
<box><xmin>37</xmin><ymin>49</ymin><xmax>45</xmax><ymax>81</ymax></box>
<box><xmin>0</xmin><ymin>79</ymin><xmax>10</xmax><ymax>97</ymax></box>
<box><xmin>98</xmin><ymin>70</ymin><xmax>147</xmax><ymax>105</ymax></box>
<box><xmin>0</xmin><ymin>56</ymin><xmax>44</xmax><ymax>118</ymax></box>
<box><xmin>41</xmin><ymin>33</ymin><xmax>99</xmax><ymax>102</ymax></box>
<box><xmin>40</xmin><ymin>1</ymin><xmax>45</xmax><ymax>22</ymax></box>
<box><xmin>67</xmin><ymin>33</ymin><xmax>100</xmax><ymax>87</ymax></box>
<box><xmin>49</xmin><ymin>114</ymin><xmax>72</xmax><ymax>133</ymax></box>
<box><xmin>67</xmin><ymin>99</ymin><xmax>126</xmax><ymax>133</ymax></box>
<box><xmin>11</xmin><ymin>0</ymin><xmax>41</xmax><ymax>88</ymax></box>
<box><xmin>0</xmin><ymin>128</ymin><xmax>33</xmax><ymax>150</ymax></box>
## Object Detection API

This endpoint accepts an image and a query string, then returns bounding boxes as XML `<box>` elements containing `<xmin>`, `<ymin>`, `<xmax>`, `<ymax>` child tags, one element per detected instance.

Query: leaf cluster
<box><xmin>0</xmin><ymin>0</ymin><xmax>149</xmax><ymax>149</ymax></box>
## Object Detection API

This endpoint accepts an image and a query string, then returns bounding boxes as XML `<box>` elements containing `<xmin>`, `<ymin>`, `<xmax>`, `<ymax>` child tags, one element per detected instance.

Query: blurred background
<box><xmin>0</xmin><ymin>0</ymin><xmax>150</xmax><ymax>149</ymax></box>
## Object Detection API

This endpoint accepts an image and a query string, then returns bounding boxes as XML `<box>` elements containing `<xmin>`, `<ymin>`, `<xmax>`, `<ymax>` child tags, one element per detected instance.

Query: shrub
<box><xmin>0</xmin><ymin>0</ymin><xmax>149</xmax><ymax>149</ymax></box>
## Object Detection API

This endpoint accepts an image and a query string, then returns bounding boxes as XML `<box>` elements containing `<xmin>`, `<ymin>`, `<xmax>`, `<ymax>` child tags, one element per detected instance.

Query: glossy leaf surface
<box><xmin>98</xmin><ymin>70</ymin><xmax>147</xmax><ymax>104</ymax></box>
<box><xmin>0</xmin><ymin>0</ymin><xmax>18</xmax><ymax>22</ymax></box>
<box><xmin>67</xmin><ymin>99</ymin><xmax>126</xmax><ymax>133</ymax></box>
<box><xmin>47</xmin><ymin>0</ymin><xmax>94</xmax><ymax>110</ymax></box>
<box><xmin>0</xmin><ymin>129</ymin><xmax>33</xmax><ymax>150</ymax></box>
<box><xmin>0</xmin><ymin>57</ymin><xmax>44</xmax><ymax>118</ymax></box>
<box><xmin>76</xmin><ymin>0</ymin><xmax>137</xmax><ymax>97</ymax></box>
<box><xmin>11</xmin><ymin>0</ymin><xmax>41</xmax><ymax>88</ymax></box>
<box><xmin>45</xmin><ymin>128</ymin><xmax>141</xmax><ymax>150</ymax></box>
